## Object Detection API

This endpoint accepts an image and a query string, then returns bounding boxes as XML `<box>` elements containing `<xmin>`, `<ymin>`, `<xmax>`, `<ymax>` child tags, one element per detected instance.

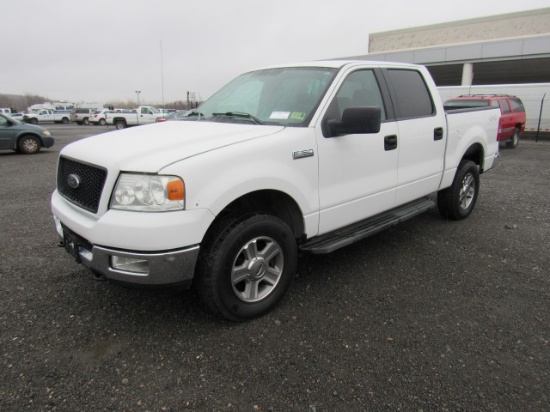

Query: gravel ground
<box><xmin>1</xmin><ymin>125</ymin><xmax>549</xmax><ymax>411</ymax></box>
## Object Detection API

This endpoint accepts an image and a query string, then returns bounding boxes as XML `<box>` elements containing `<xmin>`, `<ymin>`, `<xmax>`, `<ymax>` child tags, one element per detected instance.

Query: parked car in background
<box><xmin>105</xmin><ymin>106</ymin><xmax>164</xmax><ymax>129</ymax></box>
<box><xmin>8</xmin><ymin>112</ymin><xmax>24</xmax><ymax>120</ymax></box>
<box><xmin>22</xmin><ymin>109</ymin><xmax>71</xmax><ymax>124</ymax></box>
<box><xmin>0</xmin><ymin>108</ymin><xmax>13</xmax><ymax>115</ymax></box>
<box><xmin>444</xmin><ymin>94</ymin><xmax>526</xmax><ymax>148</ymax></box>
<box><xmin>23</xmin><ymin>109</ymin><xmax>55</xmax><ymax>124</ymax></box>
<box><xmin>70</xmin><ymin>108</ymin><xmax>96</xmax><ymax>125</ymax></box>
<box><xmin>155</xmin><ymin>110</ymin><xmax>191</xmax><ymax>122</ymax></box>
<box><xmin>53</xmin><ymin>110</ymin><xmax>72</xmax><ymax>124</ymax></box>
<box><xmin>0</xmin><ymin>113</ymin><xmax>54</xmax><ymax>154</ymax></box>
<box><xmin>89</xmin><ymin>109</ymin><xmax>111</xmax><ymax>126</ymax></box>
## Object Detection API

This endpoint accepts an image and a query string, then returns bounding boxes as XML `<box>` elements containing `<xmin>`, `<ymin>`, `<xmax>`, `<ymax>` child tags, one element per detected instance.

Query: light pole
<box><xmin>135</xmin><ymin>90</ymin><xmax>141</xmax><ymax>106</ymax></box>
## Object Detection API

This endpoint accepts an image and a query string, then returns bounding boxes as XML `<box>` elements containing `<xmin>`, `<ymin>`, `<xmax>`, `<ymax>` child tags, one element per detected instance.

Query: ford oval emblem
<box><xmin>67</xmin><ymin>173</ymin><xmax>81</xmax><ymax>189</ymax></box>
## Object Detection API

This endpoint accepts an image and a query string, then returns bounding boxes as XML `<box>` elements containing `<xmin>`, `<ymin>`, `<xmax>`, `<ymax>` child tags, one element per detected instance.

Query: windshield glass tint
<box><xmin>196</xmin><ymin>67</ymin><xmax>337</xmax><ymax>126</ymax></box>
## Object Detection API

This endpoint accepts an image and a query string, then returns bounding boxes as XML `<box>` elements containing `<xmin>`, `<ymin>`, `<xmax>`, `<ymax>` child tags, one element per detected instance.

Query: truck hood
<box><xmin>60</xmin><ymin>121</ymin><xmax>285</xmax><ymax>172</ymax></box>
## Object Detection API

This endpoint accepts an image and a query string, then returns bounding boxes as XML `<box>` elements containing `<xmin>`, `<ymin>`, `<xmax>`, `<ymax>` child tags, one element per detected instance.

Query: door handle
<box><xmin>384</xmin><ymin>135</ymin><xmax>398</xmax><ymax>151</ymax></box>
<box><xmin>434</xmin><ymin>127</ymin><xmax>444</xmax><ymax>141</ymax></box>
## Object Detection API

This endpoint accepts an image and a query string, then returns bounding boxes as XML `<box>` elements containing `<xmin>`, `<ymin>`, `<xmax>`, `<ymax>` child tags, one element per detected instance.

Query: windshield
<box><xmin>192</xmin><ymin>67</ymin><xmax>337</xmax><ymax>126</ymax></box>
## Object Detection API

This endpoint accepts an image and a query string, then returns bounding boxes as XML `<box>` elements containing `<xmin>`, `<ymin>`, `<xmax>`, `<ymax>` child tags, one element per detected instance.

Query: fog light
<box><xmin>111</xmin><ymin>256</ymin><xmax>149</xmax><ymax>274</ymax></box>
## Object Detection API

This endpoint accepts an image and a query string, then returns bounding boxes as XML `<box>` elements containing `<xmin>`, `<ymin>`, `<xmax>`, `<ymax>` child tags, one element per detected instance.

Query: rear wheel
<box><xmin>115</xmin><ymin>120</ymin><xmax>126</xmax><ymax>129</ymax></box>
<box><xmin>438</xmin><ymin>160</ymin><xmax>480</xmax><ymax>220</ymax></box>
<box><xmin>83</xmin><ymin>118</ymin><xmax>89</xmax><ymax>125</ymax></box>
<box><xmin>506</xmin><ymin>127</ymin><xmax>520</xmax><ymax>149</ymax></box>
<box><xmin>196</xmin><ymin>214</ymin><xmax>297</xmax><ymax>321</ymax></box>
<box><xmin>18</xmin><ymin>135</ymin><xmax>41</xmax><ymax>154</ymax></box>
<box><xmin>30</xmin><ymin>118</ymin><xmax>38</xmax><ymax>125</ymax></box>
<box><xmin>99</xmin><ymin>118</ymin><xmax>106</xmax><ymax>126</ymax></box>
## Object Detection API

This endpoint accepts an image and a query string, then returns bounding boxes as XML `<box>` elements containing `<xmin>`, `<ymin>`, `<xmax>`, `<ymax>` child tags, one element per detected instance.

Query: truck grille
<box><xmin>57</xmin><ymin>157</ymin><xmax>107</xmax><ymax>213</ymax></box>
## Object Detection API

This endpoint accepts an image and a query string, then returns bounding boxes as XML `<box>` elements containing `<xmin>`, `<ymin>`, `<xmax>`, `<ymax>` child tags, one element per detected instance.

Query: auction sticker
<box><xmin>270</xmin><ymin>111</ymin><xmax>290</xmax><ymax>119</ymax></box>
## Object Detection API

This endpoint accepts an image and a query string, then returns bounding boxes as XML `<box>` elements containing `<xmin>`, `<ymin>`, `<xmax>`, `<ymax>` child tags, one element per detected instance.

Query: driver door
<box><xmin>315</xmin><ymin>69</ymin><xmax>399</xmax><ymax>235</ymax></box>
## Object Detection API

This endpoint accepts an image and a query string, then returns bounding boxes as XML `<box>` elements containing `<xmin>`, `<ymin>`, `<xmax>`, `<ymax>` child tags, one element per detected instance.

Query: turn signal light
<box><xmin>167</xmin><ymin>179</ymin><xmax>185</xmax><ymax>201</ymax></box>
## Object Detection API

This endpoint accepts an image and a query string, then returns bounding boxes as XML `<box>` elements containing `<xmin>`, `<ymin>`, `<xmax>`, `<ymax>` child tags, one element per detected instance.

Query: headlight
<box><xmin>42</xmin><ymin>130</ymin><xmax>52</xmax><ymax>137</ymax></box>
<box><xmin>110</xmin><ymin>173</ymin><xmax>185</xmax><ymax>212</ymax></box>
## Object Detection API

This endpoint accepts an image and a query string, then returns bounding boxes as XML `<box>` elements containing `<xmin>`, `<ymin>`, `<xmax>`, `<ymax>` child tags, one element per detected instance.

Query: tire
<box><xmin>30</xmin><ymin>118</ymin><xmax>38</xmax><ymax>125</ymax></box>
<box><xmin>505</xmin><ymin>127</ymin><xmax>520</xmax><ymax>149</ymax></box>
<box><xmin>98</xmin><ymin>118</ymin><xmax>106</xmax><ymax>126</ymax></box>
<box><xmin>83</xmin><ymin>118</ymin><xmax>89</xmax><ymax>125</ymax></box>
<box><xmin>18</xmin><ymin>135</ymin><xmax>41</xmax><ymax>154</ymax></box>
<box><xmin>438</xmin><ymin>160</ymin><xmax>480</xmax><ymax>220</ymax></box>
<box><xmin>196</xmin><ymin>214</ymin><xmax>297</xmax><ymax>321</ymax></box>
<box><xmin>115</xmin><ymin>120</ymin><xmax>126</xmax><ymax>130</ymax></box>
<box><xmin>62</xmin><ymin>117</ymin><xmax>69</xmax><ymax>124</ymax></box>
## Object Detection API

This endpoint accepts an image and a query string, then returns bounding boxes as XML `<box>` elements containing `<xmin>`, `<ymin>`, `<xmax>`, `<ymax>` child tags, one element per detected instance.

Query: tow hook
<box><xmin>92</xmin><ymin>271</ymin><xmax>107</xmax><ymax>282</ymax></box>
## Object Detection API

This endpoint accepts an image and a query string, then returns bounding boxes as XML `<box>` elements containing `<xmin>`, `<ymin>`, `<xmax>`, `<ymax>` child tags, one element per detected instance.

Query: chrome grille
<box><xmin>57</xmin><ymin>157</ymin><xmax>107</xmax><ymax>213</ymax></box>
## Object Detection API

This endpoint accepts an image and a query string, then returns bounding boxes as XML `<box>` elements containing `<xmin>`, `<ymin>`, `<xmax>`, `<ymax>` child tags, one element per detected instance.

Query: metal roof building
<box><xmin>350</xmin><ymin>8</ymin><xmax>550</xmax><ymax>87</ymax></box>
<box><xmin>346</xmin><ymin>8</ymin><xmax>550</xmax><ymax>132</ymax></box>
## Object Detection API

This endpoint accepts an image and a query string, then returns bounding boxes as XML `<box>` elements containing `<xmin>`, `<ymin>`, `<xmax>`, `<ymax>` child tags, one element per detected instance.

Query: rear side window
<box><xmin>499</xmin><ymin>99</ymin><xmax>511</xmax><ymax>114</ymax></box>
<box><xmin>510</xmin><ymin>97</ymin><xmax>525</xmax><ymax>112</ymax></box>
<box><xmin>385</xmin><ymin>69</ymin><xmax>434</xmax><ymax>119</ymax></box>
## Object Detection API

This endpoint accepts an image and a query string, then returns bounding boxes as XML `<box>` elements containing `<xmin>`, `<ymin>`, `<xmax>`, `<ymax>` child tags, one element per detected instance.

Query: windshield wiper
<box><xmin>212</xmin><ymin>111</ymin><xmax>262</xmax><ymax>125</ymax></box>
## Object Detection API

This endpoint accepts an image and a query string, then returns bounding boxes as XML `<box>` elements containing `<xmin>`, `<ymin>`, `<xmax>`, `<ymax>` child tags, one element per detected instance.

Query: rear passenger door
<box><xmin>382</xmin><ymin>68</ymin><xmax>447</xmax><ymax>205</ymax></box>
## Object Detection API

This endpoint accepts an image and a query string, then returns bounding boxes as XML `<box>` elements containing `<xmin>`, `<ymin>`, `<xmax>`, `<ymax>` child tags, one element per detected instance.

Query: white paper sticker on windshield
<box><xmin>270</xmin><ymin>111</ymin><xmax>290</xmax><ymax>119</ymax></box>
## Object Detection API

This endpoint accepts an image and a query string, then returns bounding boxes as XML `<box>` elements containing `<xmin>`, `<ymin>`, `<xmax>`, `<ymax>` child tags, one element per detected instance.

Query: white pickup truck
<box><xmin>23</xmin><ymin>109</ymin><xmax>71</xmax><ymax>124</ymax></box>
<box><xmin>105</xmin><ymin>106</ymin><xmax>164</xmax><ymax>129</ymax></box>
<box><xmin>52</xmin><ymin>60</ymin><xmax>499</xmax><ymax>321</ymax></box>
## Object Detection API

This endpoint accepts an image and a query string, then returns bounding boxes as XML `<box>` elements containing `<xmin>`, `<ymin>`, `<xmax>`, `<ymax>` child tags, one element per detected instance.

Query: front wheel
<box><xmin>438</xmin><ymin>160</ymin><xmax>480</xmax><ymax>220</ymax></box>
<box><xmin>506</xmin><ymin>127</ymin><xmax>520</xmax><ymax>149</ymax></box>
<box><xmin>61</xmin><ymin>117</ymin><xmax>69</xmax><ymax>124</ymax></box>
<box><xmin>30</xmin><ymin>118</ymin><xmax>38</xmax><ymax>125</ymax></box>
<box><xmin>98</xmin><ymin>118</ymin><xmax>106</xmax><ymax>126</ymax></box>
<box><xmin>196</xmin><ymin>214</ymin><xmax>297</xmax><ymax>321</ymax></box>
<box><xmin>18</xmin><ymin>135</ymin><xmax>41</xmax><ymax>154</ymax></box>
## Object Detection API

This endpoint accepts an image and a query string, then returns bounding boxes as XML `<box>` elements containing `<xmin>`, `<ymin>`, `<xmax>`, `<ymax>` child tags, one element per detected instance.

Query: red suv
<box><xmin>444</xmin><ymin>94</ymin><xmax>526</xmax><ymax>148</ymax></box>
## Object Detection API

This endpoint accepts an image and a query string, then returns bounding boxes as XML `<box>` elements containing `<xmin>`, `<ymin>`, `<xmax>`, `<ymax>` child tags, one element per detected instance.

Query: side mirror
<box><xmin>327</xmin><ymin>107</ymin><xmax>381</xmax><ymax>137</ymax></box>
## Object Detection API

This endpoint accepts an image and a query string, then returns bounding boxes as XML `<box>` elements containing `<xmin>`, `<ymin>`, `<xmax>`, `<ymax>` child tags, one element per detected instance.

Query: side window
<box><xmin>500</xmin><ymin>99</ymin><xmax>511</xmax><ymax>114</ymax></box>
<box><xmin>385</xmin><ymin>69</ymin><xmax>434</xmax><ymax>119</ymax></box>
<box><xmin>329</xmin><ymin>70</ymin><xmax>386</xmax><ymax>120</ymax></box>
<box><xmin>0</xmin><ymin>116</ymin><xmax>7</xmax><ymax>126</ymax></box>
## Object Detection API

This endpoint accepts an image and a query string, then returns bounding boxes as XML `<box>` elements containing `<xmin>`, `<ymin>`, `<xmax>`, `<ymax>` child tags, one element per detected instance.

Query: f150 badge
<box><xmin>292</xmin><ymin>149</ymin><xmax>314</xmax><ymax>160</ymax></box>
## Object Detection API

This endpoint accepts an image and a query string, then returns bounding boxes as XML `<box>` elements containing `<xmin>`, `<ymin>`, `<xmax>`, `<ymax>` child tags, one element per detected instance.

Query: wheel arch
<box><xmin>462</xmin><ymin>142</ymin><xmax>485</xmax><ymax>172</ymax></box>
<box><xmin>17</xmin><ymin>132</ymin><xmax>42</xmax><ymax>147</ymax></box>
<box><xmin>113</xmin><ymin>117</ymin><xmax>127</xmax><ymax>126</ymax></box>
<box><xmin>202</xmin><ymin>189</ymin><xmax>305</xmax><ymax>246</ymax></box>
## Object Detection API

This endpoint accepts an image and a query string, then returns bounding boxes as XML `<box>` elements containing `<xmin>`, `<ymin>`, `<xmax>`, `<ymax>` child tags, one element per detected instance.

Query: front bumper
<box><xmin>42</xmin><ymin>136</ymin><xmax>55</xmax><ymax>148</ymax></box>
<box><xmin>54</xmin><ymin>215</ymin><xmax>200</xmax><ymax>286</ymax></box>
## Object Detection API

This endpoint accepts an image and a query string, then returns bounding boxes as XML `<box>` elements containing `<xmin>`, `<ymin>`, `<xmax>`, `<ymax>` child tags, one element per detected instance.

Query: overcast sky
<box><xmin>1</xmin><ymin>0</ymin><xmax>548</xmax><ymax>106</ymax></box>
